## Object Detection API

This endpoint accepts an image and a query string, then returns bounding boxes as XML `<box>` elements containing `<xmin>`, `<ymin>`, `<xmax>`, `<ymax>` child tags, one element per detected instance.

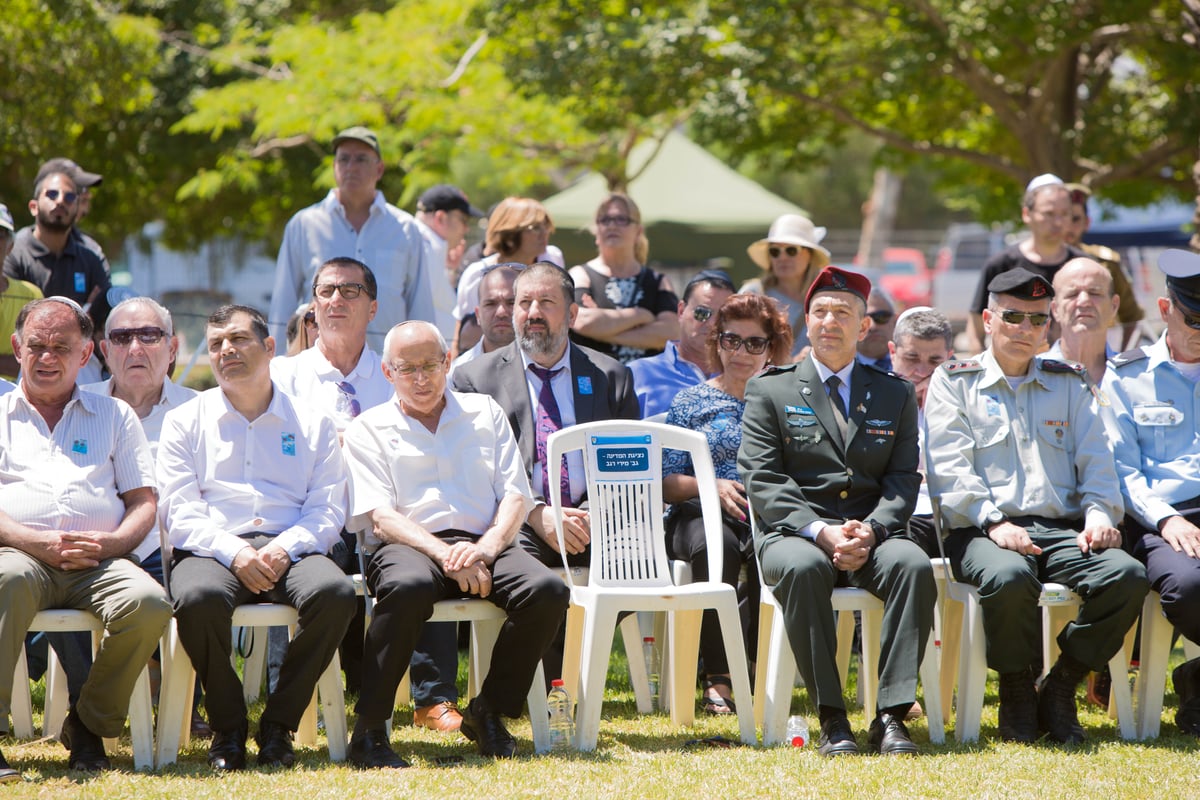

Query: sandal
<box><xmin>701</xmin><ymin>675</ymin><xmax>737</xmax><ymax>715</ymax></box>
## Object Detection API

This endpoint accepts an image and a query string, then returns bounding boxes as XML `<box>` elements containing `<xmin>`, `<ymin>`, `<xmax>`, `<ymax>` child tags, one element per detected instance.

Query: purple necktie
<box><xmin>530</xmin><ymin>364</ymin><xmax>571</xmax><ymax>507</ymax></box>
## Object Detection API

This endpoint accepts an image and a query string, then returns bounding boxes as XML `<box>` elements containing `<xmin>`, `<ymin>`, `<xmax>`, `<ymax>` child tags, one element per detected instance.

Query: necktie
<box><xmin>530</xmin><ymin>364</ymin><xmax>571</xmax><ymax>507</ymax></box>
<box><xmin>826</xmin><ymin>375</ymin><xmax>849</xmax><ymax>439</ymax></box>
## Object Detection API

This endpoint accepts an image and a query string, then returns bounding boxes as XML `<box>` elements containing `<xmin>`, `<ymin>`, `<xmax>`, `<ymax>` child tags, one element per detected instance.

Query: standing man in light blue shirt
<box><xmin>627</xmin><ymin>269</ymin><xmax>733</xmax><ymax>418</ymax></box>
<box><xmin>1104</xmin><ymin>249</ymin><xmax>1200</xmax><ymax>738</ymax></box>
<box><xmin>268</xmin><ymin>127</ymin><xmax>434</xmax><ymax>353</ymax></box>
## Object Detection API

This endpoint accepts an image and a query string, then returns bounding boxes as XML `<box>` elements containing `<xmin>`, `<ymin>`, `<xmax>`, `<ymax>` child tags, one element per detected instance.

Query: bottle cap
<box><xmin>551</xmin><ymin>678</ymin><xmax>565</xmax><ymax>687</ymax></box>
<box><xmin>643</xmin><ymin>636</ymin><xmax>655</xmax><ymax>643</ymax></box>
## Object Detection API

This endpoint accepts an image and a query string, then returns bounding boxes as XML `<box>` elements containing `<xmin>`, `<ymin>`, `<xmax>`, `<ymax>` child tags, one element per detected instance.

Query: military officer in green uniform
<box><xmin>924</xmin><ymin>267</ymin><xmax>1148</xmax><ymax>744</ymax></box>
<box><xmin>739</xmin><ymin>266</ymin><xmax>935</xmax><ymax>757</ymax></box>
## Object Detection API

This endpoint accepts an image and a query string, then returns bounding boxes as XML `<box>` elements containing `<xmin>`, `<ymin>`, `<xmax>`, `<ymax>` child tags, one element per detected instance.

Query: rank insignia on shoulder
<box><xmin>762</xmin><ymin>363</ymin><xmax>797</xmax><ymax>376</ymax></box>
<box><xmin>1038</xmin><ymin>358</ymin><xmax>1085</xmax><ymax>375</ymax></box>
<box><xmin>1109</xmin><ymin>348</ymin><xmax>1148</xmax><ymax>368</ymax></box>
<box><xmin>944</xmin><ymin>359</ymin><xmax>983</xmax><ymax>375</ymax></box>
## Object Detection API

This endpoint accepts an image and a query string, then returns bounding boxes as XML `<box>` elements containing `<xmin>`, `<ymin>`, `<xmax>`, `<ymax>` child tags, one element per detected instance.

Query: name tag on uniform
<box><xmin>74</xmin><ymin>272</ymin><xmax>86</xmax><ymax>293</ymax></box>
<box><xmin>1134</xmin><ymin>404</ymin><xmax>1183</xmax><ymax>426</ymax></box>
<box><xmin>577</xmin><ymin>376</ymin><xmax>593</xmax><ymax>395</ymax></box>
<box><xmin>785</xmin><ymin>405</ymin><xmax>816</xmax><ymax>427</ymax></box>
<box><xmin>72</xmin><ymin>439</ymin><xmax>88</xmax><ymax>454</ymax></box>
<box><xmin>281</xmin><ymin>432</ymin><xmax>296</xmax><ymax>456</ymax></box>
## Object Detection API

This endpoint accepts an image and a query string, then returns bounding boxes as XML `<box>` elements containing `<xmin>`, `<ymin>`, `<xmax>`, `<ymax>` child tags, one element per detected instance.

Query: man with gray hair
<box><xmin>887</xmin><ymin>307</ymin><xmax>953</xmax><ymax>557</ymax></box>
<box><xmin>1048</xmin><ymin>257</ymin><xmax>1120</xmax><ymax>382</ymax></box>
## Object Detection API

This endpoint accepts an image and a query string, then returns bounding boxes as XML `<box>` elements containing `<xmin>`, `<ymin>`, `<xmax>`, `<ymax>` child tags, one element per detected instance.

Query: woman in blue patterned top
<box><xmin>663</xmin><ymin>293</ymin><xmax>792</xmax><ymax>714</ymax></box>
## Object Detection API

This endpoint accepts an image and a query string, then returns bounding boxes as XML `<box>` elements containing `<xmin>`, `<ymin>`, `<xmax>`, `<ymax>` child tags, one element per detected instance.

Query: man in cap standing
<box><xmin>0</xmin><ymin>203</ymin><xmax>43</xmax><ymax>379</ymax></box>
<box><xmin>739</xmin><ymin>265</ymin><xmax>936</xmax><ymax>757</ymax></box>
<box><xmin>269</xmin><ymin>126</ymin><xmax>435</xmax><ymax>353</ymax></box>
<box><xmin>925</xmin><ymin>268</ymin><xmax>1147</xmax><ymax>744</ymax></box>
<box><xmin>1103</xmin><ymin>249</ymin><xmax>1200</xmax><ymax>738</ymax></box>
<box><xmin>415</xmin><ymin>185</ymin><xmax>484</xmax><ymax>343</ymax></box>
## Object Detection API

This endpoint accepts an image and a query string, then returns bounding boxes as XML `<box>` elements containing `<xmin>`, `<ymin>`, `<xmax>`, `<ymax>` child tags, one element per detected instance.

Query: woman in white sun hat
<box><xmin>741</xmin><ymin>214</ymin><xmax>830</xmax><ymax>358</ymax></box>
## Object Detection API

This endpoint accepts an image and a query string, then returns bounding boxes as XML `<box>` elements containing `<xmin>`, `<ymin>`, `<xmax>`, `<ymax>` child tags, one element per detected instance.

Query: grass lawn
<box><xmin>5</xmin><ymin>643</ymin><xmax>1200</xmax><ymax>799</ymax></box>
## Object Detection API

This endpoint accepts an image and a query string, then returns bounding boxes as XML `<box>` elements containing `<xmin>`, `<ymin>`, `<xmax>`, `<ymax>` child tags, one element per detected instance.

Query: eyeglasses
<box><xmin>389</xmin><ymin>360</ymin><xmax>444</xmax><ymax>378</ymax></box>
<box><xmin>996</xmin><ymin>309</ymin><xmax>1051</xmax><ymax>327</ymax></box>
<box><xmin>718</xmin><ymin>332</ymin><xmax>770</xmax><ymax>355</ymax></box>
<box><xmin>334</xmin><ymin>154</ymin><xmax>378</xmax><ymax>167</ymax></box>
<box><xmin>691</xmin><ymin>305</ymin><xmax>713</xmax><ymax>323</ymax></box>
<box><xmin>43</xmin><ymin>189</ymin><xmax>78</xmax><ymax>205</ymax></box>
<box><xmin>108</xmin><ymin>327</ymin><xmax>168</xmax><ymax>346</ymax></box>
<box><xmin>336</xmin><ymin>380</ymin><xmax>362</xmax><ymax>418</ymax></box>
<box><xmin>1171</xmin><ymin>294</ymin><xmax>1200</xmax><ymax>329</ymax></box>
<box><xmin>303</xmin><ymin>310</ymin><xmax>317</xmax><ymax>327</ymax></box>
<box><xmin>768</xmin><ymin>246</ymin><xmax>802</xmax><ymax>259</ymax></box>
<box><xmin>867</xmin><ymin>310</ymin><xmax>895</xmax><ymax>325</ymax></box>
<box><xmin>314</xmin><ymin>282</ymin><xmax>370</xmax><ymax>300</ymax></box>
<box><xmin>597</xmin><ymin>215</ymin><xmax>633</xmax><ymax>228</ymax></box>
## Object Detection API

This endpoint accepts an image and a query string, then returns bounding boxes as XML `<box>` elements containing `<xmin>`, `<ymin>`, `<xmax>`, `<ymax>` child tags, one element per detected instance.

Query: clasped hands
<box><xmin>816</xmin><ymin>520</ymin><xmax>875</xmax><ymax>572</ymax></box>
<box><xmin>441</xmin><ymin>540</ymin><xmax>501</xmax><ymax>598</ymax></box>
<box><xmin>231</xmin><ymin>543</ymin><xmax>292</xmax><ymax>593</ymax></box>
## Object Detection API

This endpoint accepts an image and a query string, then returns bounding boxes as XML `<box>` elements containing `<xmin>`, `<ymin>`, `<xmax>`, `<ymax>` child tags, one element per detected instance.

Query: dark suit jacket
<box><xmin>452</xmin><ymin>341</ymin><xmax>640</xmax><ymax>499</ymax></box>
<box><xmin>738</xmin><ymin>357</ymin><xmax>920</xmax><ymax>550</ymax></box>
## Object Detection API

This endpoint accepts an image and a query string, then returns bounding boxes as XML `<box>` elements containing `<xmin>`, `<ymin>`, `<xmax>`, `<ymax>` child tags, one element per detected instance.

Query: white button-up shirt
<box><xmin>82</xmin><ymin>376</ymin><xmax>198</xmax><ymax>561</ymax></box>
<box><xmin>157</xmin><ymin>384</ymin><xmax>348</xmax><ymax>566</ymax></box>
<box><xmin>268</xmin><ymin>189</ymin><xmax>435</xmax><ymax>353</ymax></box>
<box><xmin>0</xmin><ymin>385</ymin><xmax>154</xmax><ymax>535</ymax></box>
<box><xmin>344</xmin><ymin>390</ymin><xmax>534</xmax><ymax>548</ymax></box>
<box><xmin>270</xmin><ymin>345</ymin><xmax>393</xmax><ymax>431</ymax></box>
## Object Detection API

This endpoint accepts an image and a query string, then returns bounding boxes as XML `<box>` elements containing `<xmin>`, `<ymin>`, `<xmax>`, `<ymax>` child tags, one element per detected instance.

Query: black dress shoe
<box><xmin>816</xmin><ymin>714</ymin><xmax>859</xmax><ymax>757</ymax></box>
<box><xmin>1038</xmin><ymin>659</ymin><xmax>1086</xmax><ymax>744</ymax></box>
<box><xmin>255</xmin><ymin>720</ymin><xmax>296</xmax><ymax>768</ymax></box>
<box><xmin>867</xmin><ymin>712</ymin><xmax>919</xmax><ymax>755</ymax></box>
<box><xmin>460</xmin><ymin>698</ymin><xmax>517</xmax><ymax>758</ymax></box>
<box><xmin>0</xmin><ymin>749</ymin><xmax>21</xmax><ymax>784</ymax></box>
<box><xmin>1174</xmin><ymin>659</ymin><xmax>1200</xmax><ymax>736</ymax></box>
<box><xmin>190</xmin><ymin>708</ymin><xmax>214</xmax><ymax>739</ymax></box>
<box><xmin>348</xmin><ymin>727</ymin><xmax>410</xmax><ymax>769</ymax></box>
<box><xmin>208</xmin><ymin>722</ymin><xmax>248</xmax><ymax>771</ymax></box>
<box><xmin>997</xmin><ymin>669</ymin><xmax>1039</xmax><ymax>743</ymax></box>
<box><xmin>60</xmin><ymin>708</ymin><xmax>111</xmax><ymax>771</ymax></box>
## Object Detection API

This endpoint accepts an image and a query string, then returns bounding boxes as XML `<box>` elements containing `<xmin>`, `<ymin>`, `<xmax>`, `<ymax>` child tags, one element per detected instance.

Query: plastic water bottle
<box><xmin>643</xmin><ymin>636</ymin><xmax>661</xmax><ymax>711</ymax></box>
<box><xmin>785</xmin><ymin>715</ymin><xmax>809</xmax><ymax>748</ymax></box>
<box><xmin>547</xmin><ymin>679</ymin><xmax>574</xmax><ymax>752</ymax></box>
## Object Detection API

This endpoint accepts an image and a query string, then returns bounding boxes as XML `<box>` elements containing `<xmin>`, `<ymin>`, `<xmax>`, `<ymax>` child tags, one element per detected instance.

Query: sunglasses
<box><xmin>691</xmin><ymin>305</ymin><xmax>713</xmax><ymax>323</ymax></box>
<box><xmin>868</xmin><ymin>310</ymin><xmax>895</xmax><ymax>325</ymax></box>
<box><xmin>596</xmin><ymin>215</ymin><xmax>633</xmax><ymax>228</ymax></box>
<box><xmin>303</xmin><ymin>310</ymin><xmax>317</xmax><ymax>326</ymax></box>
<box><xmin>1171</xmin><ymin>294</ymin><xmax>1200</xmax><ymax>330</ymax></box>
<box><xmin>768</xmin><ymin>246</ymin><xmax>803</xmax><ymax>258</ymax></box>
<box><xmin>108</xmin><ymin>327</ymin><xmax>168</xmax><ymax>346</ymax></box>
<box><xmin>336</xmin><ymin>380</ymin><xmax>362</xmax><ymax>418</ymax></box>
<box><xmin>314</xmin><ymin>282</ymin><xmax>369</xmax><ymax>300</ymax></box>
<box><xmin>44</xmin><ymin>189</ymin><xmax>78</xmax><ymax>205</ymax></box>
<box><xmin>996</xmin><ymin>309</ymin><xmax>1050</xmax><ymax>327</ymax></box>
<box><xmin>718</xmin><ymin>332</ymin><xmax>770</xmax><ymax>355</ymax></box>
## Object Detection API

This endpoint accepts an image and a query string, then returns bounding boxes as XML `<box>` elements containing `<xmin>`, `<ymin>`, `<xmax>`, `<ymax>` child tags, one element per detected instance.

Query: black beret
<box><xmin>987</xmin><ymin>267</ymin><xmax>1053</xmax><ymax>300</ymax></box>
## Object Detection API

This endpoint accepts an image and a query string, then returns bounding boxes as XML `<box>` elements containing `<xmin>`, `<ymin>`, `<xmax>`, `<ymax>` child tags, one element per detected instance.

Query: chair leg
<box><xmin>955</xmin><ymin>591</ymin><xmax>987</xmax><ymax>743</ymax></box>
<box><xmin>859</xmin><ymin>607</ymin><xmax>882</xmax><ymax>728</ymax></box>
<box><xmin>1135</xmin><ymin>592</ymin><xmax>1173</xmax><ymax>740</ymax></box>
<box><xmin>318</xmin><ymin>651</ymin><xmax>347</xmax><ymax>761</ymax></box>
<box><xmin>621</xmin><ymin>614</ymin><xmax>653</xmax><ymax>714</ymax></box>
<box><xmin>835</xmin><ymin>610</ymin><xmax>854</xmax><ymax>694</ymax></box>
<box><xmin>44</xmin><ymin>646</ymin><xmax>69</xmax><ymax>739</ymax></box>
<box><xmin>919</xmin><ymin>629</ymin><xmax>945</xmax><ymax>744</ymax></box>
<box><xmin>666</xmin><ymin>609</ymin><xmax>701</xmax><ymax>728</ymax></box>
<box><xmin>939</xmin><ymin>595</ymin><xmax>964</xmax><ymax>726</ymax></box>
<box><xmin>711</xmin><ymin>597</ymin><xmax>757</xmax><ymax>746</ymax></box>
<box><xmin>11</xmin><ymin>644</ymin><xmax>33</xmax><ymax>740</ymax></box>
<box><xmin>156</xmin><ymin>622</ymin><xmax>195</xmax><ymax>767</ymax></box>
<box><xmin>560</xmin><ymin>603</ymin><xmax>585</xmax><ymax>704</ymax></box>
<box><xmin>527</xmin><ymin>659</ymin><xmax>551</xmax><ymax>754</ymax></box>
<box><xmin>573</xmin><ymin>604</ymin><xmax>618</xmax><ymax>752</ymax></box>
<box><xmin>129</xmin><ymin>663</ymin><xmax>155</xmax><ymax>770</ymax></box>
<box><xmin>1107</xmin><ymin>627</ymin><xmax>1136</xmax><ymax>740</ymax></box>
<box><xmin>761</xmin><ymin>600</ymin><xmax>797</xmax><ymax>746</ymax></box>
<box><xmin>752</xmin><ymin>599</ymin><xmax>775</xmax><ymax>731</ymax></box>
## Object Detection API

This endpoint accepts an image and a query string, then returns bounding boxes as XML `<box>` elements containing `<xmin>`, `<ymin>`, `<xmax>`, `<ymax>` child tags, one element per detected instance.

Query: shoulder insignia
<box><xmin>943</xmin><ymin>359</ymin><xmax>983</xmax><ymax>375</ymax></box>
<box><xmin>1109</xmin><ymin>348</ymin><xmax>1148</xmax><ymax>368</ymax></box>
<box><xmin>1038</xmin><ymin>358</ymin><xmax>1085</xmax><ymax>375</ymax></box>
<box><xmin>860</xmin><ymin>361</ymin><xmax>898</xmax><ymax>378</ymax></box>
<box><xmin>760</xmin><ymin>363</ymin><xmax>797</xmax><ymax>376</ymax></box>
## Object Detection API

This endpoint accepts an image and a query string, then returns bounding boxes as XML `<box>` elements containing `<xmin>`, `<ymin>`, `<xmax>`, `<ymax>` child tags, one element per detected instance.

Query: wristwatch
<box><xmin>984</xmin><ymin>509</ymin><xmax>1008</xmax><ymax>531</ymax></box>
<box><xmin>868</xmin><ymin>520</ymin><xmax>888</xmax><ymax>543</ymax></box>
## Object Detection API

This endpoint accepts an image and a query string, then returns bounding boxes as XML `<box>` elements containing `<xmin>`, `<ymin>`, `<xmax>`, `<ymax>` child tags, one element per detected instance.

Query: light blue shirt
<box><xmin>627</xmin><ymin>341</ymin><xmax>710</xmax><ymax>419</ymax></box>
<box><xmin>1103</xmin><ymin>334</ymin><xmax>1200</xmax><ymax>528</ymax></box>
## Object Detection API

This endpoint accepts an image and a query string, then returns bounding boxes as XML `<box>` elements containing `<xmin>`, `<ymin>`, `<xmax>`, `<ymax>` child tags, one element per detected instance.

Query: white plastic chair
<box><xmin>548</xmin><ymin>421</ymin><xmax>756</xmax><ymax>751</ymax></box>
<box><xmin>749</xmin><ymin>513</ymin><xmax>944</xmax><ymax>745</ymax></box>
<box><xmin>1133</xmin><ymin>590</ymin><xmax>1200</xmax><ymax>739</ymax></box>
<box><xmin>929</xmin><ymin>499</ymin><xmax>1136</xmax><ymax>742</ymax></box>
<box><xmin>10</xmin><ymin>609</ymin><xmax>156</xmax><ymax>770</ymax></box>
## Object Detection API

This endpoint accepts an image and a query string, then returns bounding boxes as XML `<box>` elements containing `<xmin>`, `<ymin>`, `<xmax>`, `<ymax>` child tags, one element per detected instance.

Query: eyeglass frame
<box><xmin>108</xmin><ymin>327</ymin><xmax>169</xmax><ymax>346</ymax></box>
<box><xmin>994</xmin><ymin>308</ymin><xmax>1051</xmax><ymax>327</ymax></box>
<box><xmin>313</xmin><ymin>281</ymin><xmax>373</xmax><ymax>300</ymax></box>
<box><xmin>387</xmin><ymin>360</ymin><xmax>446</xmax><ymax>378</ymax></box>
<box><xmin>717</xmin><ymin>332</ymin><xmax>771</xmax><ymax>355</ymax></box>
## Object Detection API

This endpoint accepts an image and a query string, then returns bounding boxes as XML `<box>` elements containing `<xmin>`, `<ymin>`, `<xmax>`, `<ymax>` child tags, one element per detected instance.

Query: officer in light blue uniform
<box><xmin>1103</xmin><ymin>248</ymin><xmax>1200</xmax><ymax>738</ymax></box>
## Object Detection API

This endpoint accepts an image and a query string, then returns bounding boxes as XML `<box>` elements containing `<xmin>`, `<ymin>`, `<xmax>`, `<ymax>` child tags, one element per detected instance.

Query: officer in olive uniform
<box><xmin>739</xmin><ymin>266</ymin><xmax>935</xmax><ymax>757</ymax></box>
<box><xmin>1103</xmin><ymin>248</ymin><xmax>1200</xmax><ymax>738</ymax></box>
<box><xmin>924</xmin><ymin>267</ymin><xmax>1148</xmax><ymax>745</ymax></box>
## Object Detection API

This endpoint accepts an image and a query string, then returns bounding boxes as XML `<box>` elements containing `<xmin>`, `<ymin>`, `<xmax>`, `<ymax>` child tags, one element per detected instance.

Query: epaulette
<box><xmin>860</xmin><ymin>361</ymin><xmax>898</xmax><ymax>378</ymax></box>
<box><xmin>1038</xmin><ymin>358</ymin><xmax>1085</xmax><ymax>375</ymax></box>
<box><xmin>761</xmin><ymin>363</ymin><xmax>797</xmax><ymax>376</ymax></box>
<box><xmin>1109</xmin><ymin>347</ymin><xmax>1148</xmax><ymax>368</ymax></box>
<box><xmin>943</xmin><ymin>359</ymin><xmax>983</xmax><ymax>375</ymax></box>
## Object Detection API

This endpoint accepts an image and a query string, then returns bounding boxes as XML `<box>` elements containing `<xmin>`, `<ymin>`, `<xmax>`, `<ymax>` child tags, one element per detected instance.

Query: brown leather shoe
<box><xmin>413</xmin><ymin>702</ymin><xmax>463</xmax><ymax>732</ymax></box>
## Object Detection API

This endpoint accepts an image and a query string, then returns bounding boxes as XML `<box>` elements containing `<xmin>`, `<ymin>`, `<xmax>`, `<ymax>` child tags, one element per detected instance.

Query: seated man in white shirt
<box><xmin>343</xmin><ymin>321</ymin><xmax>569</xmax><ymax>766</ymax></box>
<box><xmin>0</xmin><ymin>297</ymin><xmax>172</xmax><ymax>779</ymax></box>
<box><xmin>158</xmin><ymin>304</ymin><xmax>356</xmax><ymax>771</ymax></box>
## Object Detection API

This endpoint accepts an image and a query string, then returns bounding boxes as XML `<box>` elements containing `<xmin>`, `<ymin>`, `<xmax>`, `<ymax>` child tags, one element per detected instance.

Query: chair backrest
<box><xmin>547</xmin><ymin>420</ymin><xmax>724</xmax><ymax>590</ymax></box>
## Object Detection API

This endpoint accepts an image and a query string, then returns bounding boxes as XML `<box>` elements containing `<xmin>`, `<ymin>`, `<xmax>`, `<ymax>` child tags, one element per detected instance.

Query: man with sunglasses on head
<box><xmin>925</xmin><ymin>268</ymin><xmax>1147</xmax><ymax>745</ymax></box>
<box><xmin>740</xmin><ymin>265</ymin><xmax>936</xmax><ymax>757</ymax></box>
<box><xmin>4</xmin><ymin>167</ymin><xmax>110</xmax><ymax>329</ymax></box>
<box><xmin>628</xmin><ymin>269</ymin><xmax>735</xmax><ymax>418</ymax></box>
<box><xmin>1103</xmin><ymin>249</ymin><xmax>1200</xmax><ymax>740</ymax></box>
<box><xmin>269</xmin><ymin>127</ymin><xmax>434</xmax><ymax>354</ymax></box>
<box><xmin>857</xmin><ymin>288</ymin><xmax>897</xmax><ymax>372</ymax></box>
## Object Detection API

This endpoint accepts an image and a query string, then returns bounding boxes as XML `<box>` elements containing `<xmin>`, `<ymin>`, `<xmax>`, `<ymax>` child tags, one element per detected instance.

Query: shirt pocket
<box><xmin>1132</xmin><ymin>403</ymin><xmax>1184</xmax><ymax>462</ymax></box>
<box><xmin>1034</xmin><ymin>421</ymin><xmax>1075</xmax><ymax>483</ymax></box>
<box><xmin>971</xmin><ymin>423</ymin><xmax>1014</xmax><ymax>488</ymax></box>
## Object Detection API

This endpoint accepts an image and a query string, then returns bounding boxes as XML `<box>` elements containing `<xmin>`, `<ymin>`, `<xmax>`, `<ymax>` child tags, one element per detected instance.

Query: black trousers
<box><xmin>171</xmin><ymin>538</ymin><xmax>357</xmax><ymax>732</ymax></box>
<box><xmin>355</xmin><ymin>533</ymin><xmax>569</xmax><ymax>723</ymax></box>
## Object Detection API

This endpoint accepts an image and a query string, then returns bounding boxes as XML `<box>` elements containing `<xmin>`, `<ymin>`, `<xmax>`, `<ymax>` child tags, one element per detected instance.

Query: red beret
<box><xmin>805</xmin><ymin>265</ymin><xmax>872</xmax><ymax>311</ymax></box>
